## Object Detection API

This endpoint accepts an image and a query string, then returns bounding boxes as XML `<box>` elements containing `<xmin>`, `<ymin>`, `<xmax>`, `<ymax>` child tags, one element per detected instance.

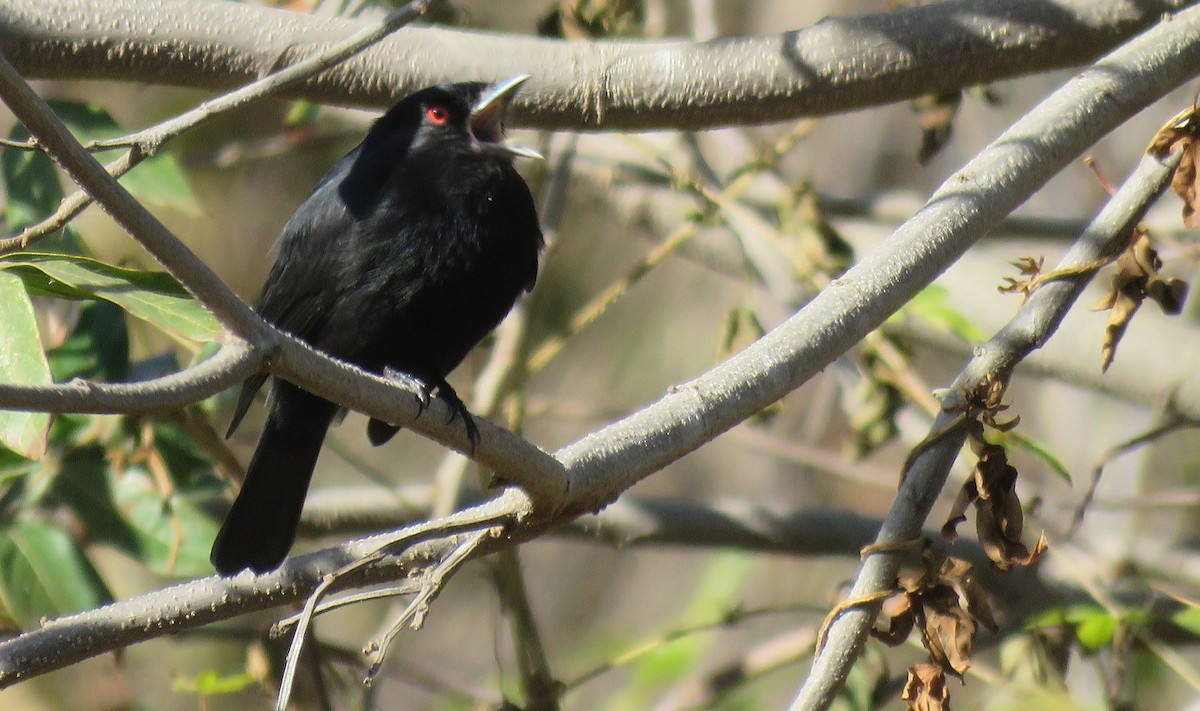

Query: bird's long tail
<box><xmin>210</xmin><ymin>383</ymin><xmax>336</xmax><ymax>575</ymax></box>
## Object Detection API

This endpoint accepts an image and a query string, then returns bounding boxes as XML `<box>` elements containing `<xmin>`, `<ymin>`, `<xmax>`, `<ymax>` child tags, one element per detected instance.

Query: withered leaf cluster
<box><xmin>997</xmin><ymin>256</ymin><xmax>1045</xmax><ymax>302</ymax></box>
<box><xmin>874</xmin><ymin>546</ymin><xmax>999</xmax><ymax>711</ymax></box>
<box><xmin>1149</xmin><ymin>106</ymin><xmax>1200</xmax><ymax>227</ymax></box>
<box><xmin>903</xmin><ymin>662</ymin><xmax>951</xmax><ymax>711</ymax></box>
<box><xmin>1092</xmin><ymin>230</ymin><xmax>1187</xmax><ymax>372</ymax></box>
<box><xmin>941</xmin><ymin>377</ymin><xmax>1047</xmax><ymax>571</ymax></box>
<box><xmin>537</xmin><ymin>0</ymin><xmax>643</xmax><ymax>39</ymax></box>
<box><xmin>911</xmin><ymin>87</ymin><xmax>1001</xmax><ymax>164</ymax></box>
<box><xmin>913</xmin><ymin>91</ymin><xmax>962</xmax><ymax>165</ymax></box>
<box><xmin>943</xmin><ymin>425</ymin><xmax>1049</xmax><ymax>572</ymax></box>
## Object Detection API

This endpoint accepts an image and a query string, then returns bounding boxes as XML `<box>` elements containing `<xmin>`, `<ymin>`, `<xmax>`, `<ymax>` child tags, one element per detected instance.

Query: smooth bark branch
<box><xmin>0</xmin><ymin>0</ymin><xmax>1193</xmax><ymax>129</ymax></box>
<box><xmin>0</xmin><ymin>339</ymin><xmax>259</xmax><ymax>412</ymax></box>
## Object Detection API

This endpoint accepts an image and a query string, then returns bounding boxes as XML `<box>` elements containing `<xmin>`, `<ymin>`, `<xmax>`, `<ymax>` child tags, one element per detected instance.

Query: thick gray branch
<box><xmin>0</xmin><ymin>0</ymin><xmax>1193</xmax><ymax>129</ymax></box>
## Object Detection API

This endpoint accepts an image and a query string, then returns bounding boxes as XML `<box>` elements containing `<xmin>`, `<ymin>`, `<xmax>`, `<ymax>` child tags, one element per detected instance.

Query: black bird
<box><xmin>211</xmin><ymin>77</ymin><xmax>544</xmax><ymax>576</ymax></box>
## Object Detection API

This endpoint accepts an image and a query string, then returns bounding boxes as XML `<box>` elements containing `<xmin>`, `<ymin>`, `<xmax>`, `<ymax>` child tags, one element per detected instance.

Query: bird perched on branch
<box><xmin>211</xmin><ymin>76</ymin><xmax>544</xmax><ymax>576</ymax></box>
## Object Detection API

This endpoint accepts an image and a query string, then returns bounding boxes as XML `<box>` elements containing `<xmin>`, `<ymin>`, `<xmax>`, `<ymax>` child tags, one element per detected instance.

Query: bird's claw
<box><xmin>368</xmin><ymin>367</ymin><xmax>436</xmax><ymax>446</ymax></box>
<box><xmin>380</xmin><ymin>366</ymin><xmax>434</xmax><ymax>416</ymax></box>
<box><xmin>434</xmin><ymin>379</ymin><xmax>480</xmax><ymax>453</ymax></box>
<box><xmin>370</xmin><ymin>369</ymin><xmax>479</xmax><ymax>452</ymax></box>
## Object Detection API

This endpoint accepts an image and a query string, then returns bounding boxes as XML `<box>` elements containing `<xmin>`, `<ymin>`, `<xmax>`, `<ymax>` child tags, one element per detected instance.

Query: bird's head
<box><xmin>373</xmin><ymin>75</ymin><xmax>541</xmax><ymax>162</ymax></box>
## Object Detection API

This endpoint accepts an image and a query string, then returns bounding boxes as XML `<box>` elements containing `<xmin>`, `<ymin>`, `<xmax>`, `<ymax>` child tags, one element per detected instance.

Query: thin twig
<box><xmin>274</xmin><ymin>497</ymin><xmax>514</xmax><ymax>710</ymax></box>
<box><xmin>492</xmin><ymin>548</ymin><xmax>559</xmax><ymax>711</ymax></box>
<box><xmin>0</xmin><ymin>152</ymin><xmax>136</xmax><ymax>255</ymax></box>
<box><xmin>1062</xmin><ymin>414</ymin><xmax>1200</xmax><ymax>539</ymax></box>
<box><xmin>363</xmin><ymin>527</ymin><xmax>496</xmax><ymax>681</ymax></box>
<box><xmin>561</xmin><ymin>605</ymin><xmax>818</xmax><ymax>695</ymax></box>
<box><xmin>273</xmin><ymin>581</ymin><xmax>425</xmax><ymax>633</ymax></box>
<box><xmin>526</xmin><ymin>129</ymin><xmax>801</xmax><ymax>374</ymax></box>
<box><xmin>0</xmin><ymin>339</ymin><xmax>259</xmax><ymax>413</ymax></box>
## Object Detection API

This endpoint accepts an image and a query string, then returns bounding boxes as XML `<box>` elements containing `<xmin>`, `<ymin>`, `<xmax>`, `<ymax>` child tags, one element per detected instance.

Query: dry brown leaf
<box><xmin>939</xmin><ymin>557</ymin><xmax>999</xmax><ymax>634</ymax></box>
<box><xmin>873</xmin><ymin>545</ymin><xmax>997</xmax><ymax>684</ymax></box>
<box><xmin>914</xmin><ymin>91</ymin><xmax>962</xmax><ymax>164</ymax></box>
<box><xmin>1149</xmin><ymin>106</ymin><xmax>1200</xmax><ymax>228</ymax></box>
<box><xmin>998</xmin><ymin>256</ymin><xmax>1045</xmax><ymax>301</ymax></box>
<box><xmin>919</xmin><ymin>585</ymin><xmax>976</xmax><ymax>675</ymax></box>
<box><xmin>903</xmin><ymin>663</ymin><xmax>952</xmax><ymax>711</ymax></box>
<box><xmin>944</xmin><ymin>379</ymin><xmax>1019</xmax><ymax>437</ymax></box>
<box><xmin>872</xmin><ymin>592</ymin><xmax>917</xmax><ymax>646</ymax></box>
<box><xmin>943</xmin><ymin>440</ymin><xmax>1047</xmax><ymax>570</ymax></box>
<box><xmin>1092</xmin><ymin>231</ymin><xmax>1188</xmax><ymax>371</ymax></box>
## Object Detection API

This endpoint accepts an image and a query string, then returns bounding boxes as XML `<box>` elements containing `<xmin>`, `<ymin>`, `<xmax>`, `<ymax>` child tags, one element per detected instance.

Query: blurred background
<box><xmin>3</xmin><ymin>1</ymin><xmax>1200</xmax><ymax>709</ymax></box>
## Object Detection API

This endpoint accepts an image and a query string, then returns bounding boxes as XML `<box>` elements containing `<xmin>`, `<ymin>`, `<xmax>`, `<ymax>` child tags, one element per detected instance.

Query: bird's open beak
<box><xmin>470</xmin><ymin>75</ymin><xmax>543</xmax><ymax>160</ymax></box>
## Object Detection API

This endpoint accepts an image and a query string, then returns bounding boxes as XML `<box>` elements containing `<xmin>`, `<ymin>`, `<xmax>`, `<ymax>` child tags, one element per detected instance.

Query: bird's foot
<box><xmin>434</xmin><ymin>378</ymin><xmax>480</xmax><ymax>453</ymax></box>
<box><xmin>383</xmin><ymin>366</ymin><xmax>434</xmax><ymax>415</ymax></box>
<box><xmin>367</xmin><ymin>367</ymin><xmax>436</xmax><ymax>446</ymax></box>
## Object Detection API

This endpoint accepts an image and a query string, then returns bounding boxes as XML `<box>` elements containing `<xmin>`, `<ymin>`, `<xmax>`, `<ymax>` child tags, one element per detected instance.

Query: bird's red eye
<box><xmin>425</xmin><ymin>106</ymin><xmax>450</xmax><ymax>125</ymax></box>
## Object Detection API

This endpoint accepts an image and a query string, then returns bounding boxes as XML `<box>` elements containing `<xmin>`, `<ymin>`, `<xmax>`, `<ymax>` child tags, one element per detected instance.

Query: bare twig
<box><xmin>274</xmin><ymin>501</ymin><xmax>513</xmax><ymax>711</ymax></box>
<box><xmin>658</xmin><ymin>628</ymin><xmax>818</xmax><ymax>711</ymax></box>
<box><xmin>0</xmin><ymin>152</ymin><xmax>137</xmax><ymax>254</ymax></box>
<box><xmin>492</xmin><ymin>548</ymin><xmax>559</xmax><ymax>711</ymax></box>
<box><xmin>0</xmin><ymin>339</ymin><xmax>259</xmax><ymax>413</ymax></box>
<box><xmin>1063</xmin><ymin>414</ymin><xmax>1200</xmax><ymax>539</ymax></box>
<box><xmin>562</xmin><ymin>607</ymin><xmax>817</xmax><ymax>697</ymax></box>
<box><xmin>274</xmin><ymin>581</ymin><xmax>425</xmax><ymax>631</ymax></box>
<box><xmin>363</xmin><ymin>528</ymin><xmax>495</xmax><ymax>681</ymax></box>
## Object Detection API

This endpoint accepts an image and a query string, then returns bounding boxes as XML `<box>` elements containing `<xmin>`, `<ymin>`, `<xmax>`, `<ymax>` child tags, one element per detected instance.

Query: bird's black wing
<box><xmin>226</xmin><ymin>155</ymin><xmax>359</xmax><ymax>436</ymax></box>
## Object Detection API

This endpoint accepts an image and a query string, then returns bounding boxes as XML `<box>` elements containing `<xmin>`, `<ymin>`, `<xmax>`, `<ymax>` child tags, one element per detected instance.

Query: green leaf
<box><xmin>50</xmin><ymin>444</ymin><xmax>221</xmax><ymax>577</ymax></box>
<box><xmin>51</xmin><ymin>101</ymin><xmax>199</xmax><ymax>216</ymax></box>
<box><xmin>1171</xmin><ymin>607</ymin><xmax>1200</xmax><ymax>637</ymax></box>
<box><xmin>0</xmin><ymin>445</ymin><xmax>38</xmax><ymax>489</ymax></box>
<box><xmin>2</xmin><ymin>120</ymin><xmax>79</xmax><ymax>253</ymax></box>
<box><xmin>893</xmin><ymin>284</ymin><xmax>987</xmax><ymax>343</ymax></box>
<box><xmin>1028</xmin><ymin>604</ymin><xmax>1125</xmax><ymax>653</ymax></box>
<box><xmin>111</xmin><ymin>464</ymin><xmax>222</xmax><ymax>576</ymax></box>
<box><xmin>0</xmin><ymin>271</ymin><xmax>52</xmax><ymax>459</ymax></box>
<box><xmin>0</xmin><ymin>253</ymin><xmax>221</xmax><ymax>342</ymax></box>
<box><xmin>47</xmin><ymin>300</ymin><xmax>130</xmax><ymax>382</ymax></box>
<box><xmin>0</xmin><ymin>518</ymin><xmax>113</xmax><ymax>629</ymax></box>
<box><xmin>284</xmin><ymin>99</ymin><xmax>320</xmax><ymax>128</ymax></box>
<box><xmin>1008</xmin><ymin>431</ymin><xmax>1072</xmax><ymax>485</ymax></box>
<box><xmin>173</xmin><ymin>669</ymin><xmax>258</xmax><ymax>696</ymax></box>
<box><xmin>49</xmin><ymin>445</ymin><xmax>140</xmax><ymax>552</ymax></box>
<box><xmin>1074</xmin><ymin>610</ymin><xmax>1118</xmax><ymax>652</ymax></box>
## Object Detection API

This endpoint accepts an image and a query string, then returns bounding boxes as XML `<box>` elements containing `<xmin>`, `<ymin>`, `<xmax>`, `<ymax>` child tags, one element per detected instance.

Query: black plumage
<box><xmin>210</xmin><ymin>78</ymin><xmax>543</xmax><ymax>575</ymax></box>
